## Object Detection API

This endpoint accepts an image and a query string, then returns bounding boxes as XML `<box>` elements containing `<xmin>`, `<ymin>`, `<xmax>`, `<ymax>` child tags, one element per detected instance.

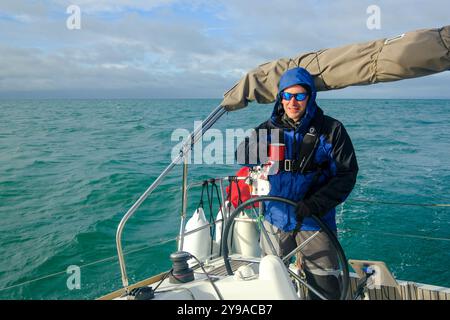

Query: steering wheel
<box><xmin>221</xmin><ymin>195</ymin><xmax>349</xmax><ymax>300</ymax></box>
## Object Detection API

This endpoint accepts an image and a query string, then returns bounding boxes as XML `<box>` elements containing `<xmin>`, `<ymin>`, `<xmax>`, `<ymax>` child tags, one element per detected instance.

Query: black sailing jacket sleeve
<box><xmin>303</xmin><ymin>121</ymin><xmax>358</xmax><ymax>217</ymax></box>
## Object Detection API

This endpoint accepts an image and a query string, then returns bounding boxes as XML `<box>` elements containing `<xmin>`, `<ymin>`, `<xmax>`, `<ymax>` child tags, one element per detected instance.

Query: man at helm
<box><xmin>237</xmin><ymin>67</ymin><xmax>358</xmax><ymax>299</ymax></box>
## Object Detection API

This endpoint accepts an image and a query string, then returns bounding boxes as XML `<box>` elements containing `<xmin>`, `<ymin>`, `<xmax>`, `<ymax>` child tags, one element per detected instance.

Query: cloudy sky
<box><xmin>0</xmin><ymin>0</ymin><xmax>449</xmax><ymax>99</ymax></box>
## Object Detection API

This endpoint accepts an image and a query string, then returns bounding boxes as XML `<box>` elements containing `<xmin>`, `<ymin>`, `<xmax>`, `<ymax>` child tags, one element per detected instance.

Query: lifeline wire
<box><xmin>347</xmin><ymin>198</ymin><xmax>450</xmax><ymax>207</ymax></box>
<box><xmin>0</xmin><ymin>237</ymin><xmax>177</xmax><ymax>293</ymax></box>
<box><xmin>2</xmin><ymin>198</ymin><xmax>449</xmax><ymax>293</ymax></box>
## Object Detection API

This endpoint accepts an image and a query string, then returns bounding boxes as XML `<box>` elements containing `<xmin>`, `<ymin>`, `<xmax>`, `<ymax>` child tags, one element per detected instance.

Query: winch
<box><xmin>247</xmin><ymin>161</ymin><xmax>279</xmax><ymax>196</ymax></box>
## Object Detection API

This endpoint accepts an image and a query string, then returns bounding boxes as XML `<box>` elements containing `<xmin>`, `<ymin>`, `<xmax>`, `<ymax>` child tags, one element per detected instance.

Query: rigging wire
<box><xmin>1</xmin><ymin>197</ymin><xmax>448</xmax><ymax>293</ymax></box>
<box><xmin>340</xmin><ymin>227</ymin><xmax>450</xmax><ymax>242</ymax></box>
<box><xmin>0</xmin><ymin>237</ymin><xmax>177</xmax><ymax>293</ymax></box>
<box><xmin>347</xmin><ymin>198</ymin><xmax>450</xmax><ymax>207</ymax></box>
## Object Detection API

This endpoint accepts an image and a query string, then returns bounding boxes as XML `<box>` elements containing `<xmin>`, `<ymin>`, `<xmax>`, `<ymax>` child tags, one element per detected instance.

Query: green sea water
<box><xmin>0</xmin><ymin>99</ymin><xmax>449</xmax><ymax>299</ymax></box>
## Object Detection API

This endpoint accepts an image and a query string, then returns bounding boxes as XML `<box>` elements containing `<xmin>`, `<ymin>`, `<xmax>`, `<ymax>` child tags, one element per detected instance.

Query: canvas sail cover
<box><xmin>221</xmin><ymin>25</ymin><xmax>450</xmax><ymax>111</ymax></box>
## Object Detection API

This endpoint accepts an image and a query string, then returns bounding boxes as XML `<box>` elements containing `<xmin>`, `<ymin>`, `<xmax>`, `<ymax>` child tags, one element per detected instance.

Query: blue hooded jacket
<box><xmin>237</xmin><ymin>67</ymin><xmax>359</xmax><ymax>232</ymax></box>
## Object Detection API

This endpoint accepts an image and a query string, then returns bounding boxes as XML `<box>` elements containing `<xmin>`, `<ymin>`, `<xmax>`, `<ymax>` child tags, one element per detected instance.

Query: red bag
<box><xmin>226</xmin><ymin>166</ymin><xmax>259</xmax><ymax>209</ymax></box>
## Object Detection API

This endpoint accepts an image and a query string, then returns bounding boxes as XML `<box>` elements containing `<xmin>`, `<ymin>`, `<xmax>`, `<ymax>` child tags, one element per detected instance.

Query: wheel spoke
<box><xmin>287</xmin><ymin>268</ymin><xmax>328</xmax><ymax>300</ymax></box>
<box><xmin>221</xmin><ymin>196</ymin><xmax>349</xmax><ymax>300</ymax></box>
<box><xmin>282</xmin><ymin>230</ymin><xmax>321</xmax><ymax>263</ymax></box>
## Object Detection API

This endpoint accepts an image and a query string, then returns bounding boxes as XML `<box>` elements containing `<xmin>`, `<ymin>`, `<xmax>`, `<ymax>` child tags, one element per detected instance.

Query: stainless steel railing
<box><xmin>115</xmin><ymin>104</ymin><xmax>227</xmax><ymax>290</ymax></box>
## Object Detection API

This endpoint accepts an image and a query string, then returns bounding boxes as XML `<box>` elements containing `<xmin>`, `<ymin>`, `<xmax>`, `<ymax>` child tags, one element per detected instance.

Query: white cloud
<box><xmin>0</xmin><ymin>0</ymin><xmax>448</xmax><ymax>98</ymax></box>
<box><xmin>53</xmin><ymin>0</ymin><xmax>178</xmax><ymax>13</ymax></box>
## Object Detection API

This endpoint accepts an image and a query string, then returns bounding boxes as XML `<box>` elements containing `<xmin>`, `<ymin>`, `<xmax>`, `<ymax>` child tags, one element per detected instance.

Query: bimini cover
<box><xmin>221</xmin><ymin>25</ymin><xmax>450</xmax><ymax>111</ymax></box>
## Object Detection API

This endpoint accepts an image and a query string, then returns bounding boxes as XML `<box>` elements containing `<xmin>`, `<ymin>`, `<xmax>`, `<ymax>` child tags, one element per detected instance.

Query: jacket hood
<box><xmin>270</xmin><ymin>67</ymin><xmax>317</xmax><ymax>133</ymax></box>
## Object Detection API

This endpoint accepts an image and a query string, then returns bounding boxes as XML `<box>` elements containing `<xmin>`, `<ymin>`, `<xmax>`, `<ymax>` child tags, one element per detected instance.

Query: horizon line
<box><xmin>1</xmin><ymin>97</ymin><xmax>450</xmax><ymax>101</ymax></box>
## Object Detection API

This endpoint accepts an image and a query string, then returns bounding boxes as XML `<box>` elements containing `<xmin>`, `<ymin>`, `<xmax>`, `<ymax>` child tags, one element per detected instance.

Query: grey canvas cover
<box><xmin>221</xmin><ymin>25</ymin><xmax>450</xmax><ymax>111</ymax></box>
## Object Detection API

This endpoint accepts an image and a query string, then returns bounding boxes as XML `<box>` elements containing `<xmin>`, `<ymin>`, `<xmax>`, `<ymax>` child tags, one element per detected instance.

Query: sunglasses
<box><xmin>281</xmin><ymin>91</ymin><xmax>308</xmax><ymax>102</ymax></box>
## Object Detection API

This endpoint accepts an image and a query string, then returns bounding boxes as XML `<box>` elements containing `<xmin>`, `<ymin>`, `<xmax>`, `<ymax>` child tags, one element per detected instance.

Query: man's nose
<box><xmin>288</xmin><ymin>97</ymin><xmax>298</xmax><ymax>105</ymax></box>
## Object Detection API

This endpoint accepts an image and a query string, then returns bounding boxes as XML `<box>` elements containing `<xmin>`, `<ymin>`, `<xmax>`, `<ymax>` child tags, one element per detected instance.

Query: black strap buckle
<box><xmin>284</xmin><ymin>159</ymin><xmax>292</xmax><ymax>172</ymax></box>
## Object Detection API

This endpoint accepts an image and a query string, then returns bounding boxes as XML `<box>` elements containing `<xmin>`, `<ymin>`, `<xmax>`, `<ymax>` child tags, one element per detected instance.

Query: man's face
<box><xmin>281</xmin><ymin>84</ymin><xmax>309</xmax><ymax>122</ymax></box>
